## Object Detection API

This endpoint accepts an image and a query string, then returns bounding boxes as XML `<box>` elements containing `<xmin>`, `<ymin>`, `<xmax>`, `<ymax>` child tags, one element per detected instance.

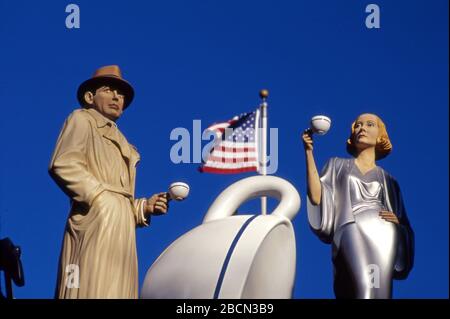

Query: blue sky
<box><xmin>0</xmin><ymin>0</ymin><xmax>448</xmax><ymax>298</ymax></box>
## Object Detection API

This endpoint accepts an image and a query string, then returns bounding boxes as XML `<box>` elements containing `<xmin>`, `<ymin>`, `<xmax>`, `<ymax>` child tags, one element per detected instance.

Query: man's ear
<box><xmin>84</xmin><ymin>91</ymin><xmax>95</xmax><ymax>105</ymax></box>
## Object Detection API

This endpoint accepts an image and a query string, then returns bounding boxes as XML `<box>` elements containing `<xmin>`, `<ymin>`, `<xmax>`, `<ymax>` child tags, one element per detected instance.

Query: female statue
<box><xmin>302</xmin><ymin>113</ymin><xmax>414</xmax><ymax>298</ymax></box>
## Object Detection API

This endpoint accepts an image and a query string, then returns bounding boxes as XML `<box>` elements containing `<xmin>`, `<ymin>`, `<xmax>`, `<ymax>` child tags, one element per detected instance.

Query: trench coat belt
<box><xmin>101</xmin><ymin>184</ymin><xmax>134</xmax><ymax>200</ymax></box>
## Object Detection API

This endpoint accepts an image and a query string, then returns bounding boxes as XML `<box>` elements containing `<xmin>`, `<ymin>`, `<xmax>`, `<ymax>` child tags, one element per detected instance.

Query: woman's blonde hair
<box><xmin>346</xmin><ymin>114</ymin><xmax>392</xmax><ymax>160</ymax></box>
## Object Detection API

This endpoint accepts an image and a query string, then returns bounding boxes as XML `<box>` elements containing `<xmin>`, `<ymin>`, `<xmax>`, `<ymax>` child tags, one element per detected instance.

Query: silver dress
<box><xmin>307</xmin><ymin>158</ymin><xmax>414</xmax><ymax>299</ymax></box>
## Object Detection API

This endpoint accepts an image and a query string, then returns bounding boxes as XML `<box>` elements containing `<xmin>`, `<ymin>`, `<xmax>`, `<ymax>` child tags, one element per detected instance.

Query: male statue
<box><xmin>49</xmin><ymin>65</ymin><xmax>169</xmax><ymax>298</ymax></box>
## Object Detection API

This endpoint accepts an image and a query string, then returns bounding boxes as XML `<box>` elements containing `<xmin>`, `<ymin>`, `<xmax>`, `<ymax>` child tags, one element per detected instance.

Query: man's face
<box><xmin>91</xmin><ymin>85</ymin><xmax>125</xmax><ymax>121</ymax></box>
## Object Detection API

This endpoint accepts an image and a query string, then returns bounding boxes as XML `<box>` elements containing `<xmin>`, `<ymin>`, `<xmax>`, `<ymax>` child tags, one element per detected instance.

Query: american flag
<box><xmin>199</xmin><ymin>110</ymin><xmax>260</xmax><ymax>174</ymax></box>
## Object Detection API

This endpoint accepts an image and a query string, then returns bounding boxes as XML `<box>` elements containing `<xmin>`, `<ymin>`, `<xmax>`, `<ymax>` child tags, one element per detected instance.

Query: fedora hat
<box><xmin>77</xmin><ymin>65</ymin><xmax>135</xmax><ymax>109</ymax></box>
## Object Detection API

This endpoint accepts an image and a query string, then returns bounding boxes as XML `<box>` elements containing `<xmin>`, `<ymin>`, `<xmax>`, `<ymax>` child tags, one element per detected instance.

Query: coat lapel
<box><xmin>84</xmin><ymin>108</ymin><xmax>140</xmax><ymax>186</ymax></box>
<box><xmin>102</xmin><ymin>125</ymin><xmax>132</xmax><ymax>162</ymax></box>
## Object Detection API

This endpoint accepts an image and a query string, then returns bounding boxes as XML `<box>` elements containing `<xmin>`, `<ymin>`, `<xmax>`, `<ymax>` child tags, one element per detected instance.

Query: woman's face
<box><xmin>353</xmin><ymin>114</ymin><xmax>380</xmax><ymax>151</ymax></box>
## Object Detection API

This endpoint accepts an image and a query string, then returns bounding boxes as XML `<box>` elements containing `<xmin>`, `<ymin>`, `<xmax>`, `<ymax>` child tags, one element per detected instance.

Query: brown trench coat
<box><xmin>49</xmin><ymin>107</ymin><xmax>149</xmax><ymax>299</ymax></box>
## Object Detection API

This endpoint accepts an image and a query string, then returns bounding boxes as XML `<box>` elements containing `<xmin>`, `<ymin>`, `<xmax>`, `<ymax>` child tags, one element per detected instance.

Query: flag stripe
<box><xmin>199</xmin><ymin>166</ymin><xmax>258</xmax><ymax>174</ymax></box>
<box><xmin>220</xmin><ymin>141</ymin><xmax>257</xmax><ymax>149</ymax></box>
<box><xmin>202</xmin><ymin>161</ymin><xmax>258</xmax><ymax>169</ymax></box>
<box><xmin>214</xmin><ymin>146</ymin><xmax>256</xmax><ymax>152</ymax></box>
<box><xmin>210</xmin><ymin>151</ymin><xmax>257</xmax><ymax>159</ymax></box>
<box><xmin>207</xmin><ymin>119</ymin><xmax>238</xmax><ymax>131</ymax></box>
<box><xmin>208</xmin><ymin>156</ymin><xmax>258</xmax><ymax>163</ymax></box>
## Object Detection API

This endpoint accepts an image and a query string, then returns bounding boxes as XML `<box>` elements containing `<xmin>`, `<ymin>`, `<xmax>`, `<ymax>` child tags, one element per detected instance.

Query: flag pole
<box><xmin>259</xmin><ymin>89</ymin><xmax>269</xmax><ymax>215</ymax></box>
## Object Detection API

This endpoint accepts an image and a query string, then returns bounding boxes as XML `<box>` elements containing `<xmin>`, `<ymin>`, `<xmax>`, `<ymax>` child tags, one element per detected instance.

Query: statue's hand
<box><xmin>379</xmin><ymin>210</ymin><xmax>399</xmax><ymax>225</ymax></box>
<box><xmin>302</xmin><ymin>129</ymin><xmax>314</xmax><ymax>151</ymax></box>
<box><xmin>145</xmin><ymin>192</ymin><xmax>170</xmax><ymax>216</ymax></box>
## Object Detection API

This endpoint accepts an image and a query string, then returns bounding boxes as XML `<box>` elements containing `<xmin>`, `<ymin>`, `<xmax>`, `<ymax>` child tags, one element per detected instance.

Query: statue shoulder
<box><xmin>327</xmin><ymin>157</ymin><xmax>351</xmax><ymax>169</ymax></box>
<box><xmin>320</xmin><ymin>157</ymin><xmax>352</xmax><ymax>177</ymax></box>
<box><xmin>55</xmin><ymin>109</ymin><xmax>96</xmax><ymax>136</ymax></box>
<box><xmin>65</xmin><ymin>108</ymin><xmax>95</xmax><ymax>127</ymax></box>
<box><xmin>66</xmin><ymin>108</ymin><xmax>91</xmax><ymax>121</ymax></box>
<box><xmin>332</xmin><ymin>157</ymin><xmax>348</xmax><ymax>164</ymax></box>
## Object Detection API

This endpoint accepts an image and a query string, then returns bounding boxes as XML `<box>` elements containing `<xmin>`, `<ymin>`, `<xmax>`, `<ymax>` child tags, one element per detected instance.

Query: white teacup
<box><xmin>310</xmin><ymin>115</ymin><xmax>331</xmax><ymax>135</ymax></box>
<box><xmin>168</xmin><ymin>182</ymin><xmax>190</xmax><ymax>201</ymax></box>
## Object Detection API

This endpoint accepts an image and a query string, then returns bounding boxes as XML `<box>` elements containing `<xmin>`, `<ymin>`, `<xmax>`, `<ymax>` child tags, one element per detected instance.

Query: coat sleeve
<box><xmin>307</xmin><ymin>157</ymin><xmax>338</xmax><ymax>244</ymax></box>
<box><xmin>49</xmin><ymin>111</ymin><xmax>106</xmax><ymax>207</ymax></box>
<box><xmin>388</xmin><ymin>178</ymin><xmax>415</xmax><ymax>280</ymax></box>
<box><xmin>132</xmin><ymin>198</ymin><xmax>150</xmax><ymax>228</ymax></box>
<box><xmin>128</xmin><ymin>146</ymin><xmax>151</xmax><ymax>228</ymax></box>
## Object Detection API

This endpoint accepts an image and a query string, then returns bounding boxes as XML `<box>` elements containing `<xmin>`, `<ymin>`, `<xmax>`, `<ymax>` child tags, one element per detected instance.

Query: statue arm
<box><xmin>389</xmin><ymin>178</ymin><xmax>415</xmax><ymax>279</ymax></box>
<box><xmin>48</xmin><ymin>111</ymin><xmax>105</xmax><ymax>207</ymax></box>
<box><xmin>307</xmin><ymin>158</ymin><xmax>338</xmax><ymax>243</ymax></box>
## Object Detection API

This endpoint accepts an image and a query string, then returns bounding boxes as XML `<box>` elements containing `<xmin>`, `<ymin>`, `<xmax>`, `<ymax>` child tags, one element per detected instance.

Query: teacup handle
<box><xmin>202</xmin><ymin>176</ymin><xmax>301</xmax><ymax>223</ymax></box>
